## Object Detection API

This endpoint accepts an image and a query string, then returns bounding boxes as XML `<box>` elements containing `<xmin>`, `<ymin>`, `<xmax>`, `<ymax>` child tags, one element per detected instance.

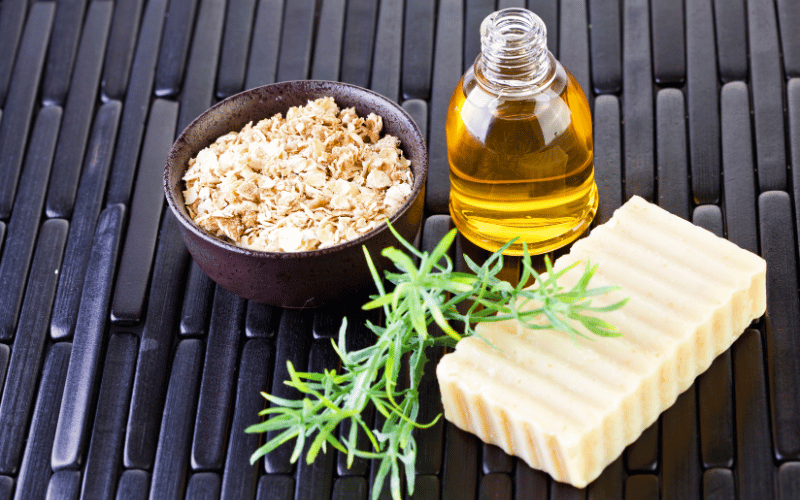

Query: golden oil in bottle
<box><xmin>447</xmin><ymin>8</ymin><xmax>597</xmax><ymax>256</ymax></box>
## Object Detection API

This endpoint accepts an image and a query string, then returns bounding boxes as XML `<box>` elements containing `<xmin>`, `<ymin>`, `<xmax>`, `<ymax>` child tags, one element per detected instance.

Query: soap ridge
<box><xmin>436</xmin><ymin>195</ymin><xmax>767</xmax><ymax>487</ymax></box>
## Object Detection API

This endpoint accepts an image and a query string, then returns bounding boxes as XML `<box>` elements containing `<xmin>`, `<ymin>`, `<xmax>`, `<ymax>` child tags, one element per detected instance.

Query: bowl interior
<box><xmin>165</xmin><ymin>80</ymin><xmax>428</xmax><ymax>259</ymax></box>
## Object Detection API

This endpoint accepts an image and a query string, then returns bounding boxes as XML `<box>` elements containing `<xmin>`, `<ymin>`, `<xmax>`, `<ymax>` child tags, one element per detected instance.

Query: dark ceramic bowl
<box><xmin>164</xmin><ymin>81</ymin><xmax>427</xmax><ymax>308</ymax></box>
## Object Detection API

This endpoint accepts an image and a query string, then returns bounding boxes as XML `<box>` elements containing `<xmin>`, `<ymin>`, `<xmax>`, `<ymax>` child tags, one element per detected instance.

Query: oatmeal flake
<box><xmin>182</xmin><ymin>97</ymin><xmax>413</xmax><ymax>252</ymax></box>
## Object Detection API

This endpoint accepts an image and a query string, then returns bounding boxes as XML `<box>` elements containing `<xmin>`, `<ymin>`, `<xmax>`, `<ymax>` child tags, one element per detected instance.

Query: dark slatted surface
<box><xmin>0</xmin><ymin>1</ymin><xmax>796</xmax><ymax>499</ymax></box>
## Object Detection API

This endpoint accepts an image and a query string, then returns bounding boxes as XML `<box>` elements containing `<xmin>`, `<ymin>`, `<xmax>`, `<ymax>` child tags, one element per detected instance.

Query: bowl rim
<box><xmin>164</xmin><ymin>80</ymin><xmax>428</xmax><ymax>260</ymax></box>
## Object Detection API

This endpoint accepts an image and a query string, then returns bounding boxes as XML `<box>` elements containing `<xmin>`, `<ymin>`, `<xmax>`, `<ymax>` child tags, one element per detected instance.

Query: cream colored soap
<box><xmin>436</xmin><ymin>196</ymin><xmax>766</xmax><ymax>488</ymax></box>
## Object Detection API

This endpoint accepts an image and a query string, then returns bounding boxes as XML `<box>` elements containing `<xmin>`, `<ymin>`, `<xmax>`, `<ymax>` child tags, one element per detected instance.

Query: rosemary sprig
<box><xmin>246</xmin><ymin>227</ymin><xmax>627</xmax><ymax>500</ymax></box>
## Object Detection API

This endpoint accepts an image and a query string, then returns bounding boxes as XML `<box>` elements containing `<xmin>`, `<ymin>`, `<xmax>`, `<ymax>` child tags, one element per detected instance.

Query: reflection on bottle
<box><xmin>447</xmin><ymin>7</ymin><xmax>597</xmax><ymax>255</ymax></box>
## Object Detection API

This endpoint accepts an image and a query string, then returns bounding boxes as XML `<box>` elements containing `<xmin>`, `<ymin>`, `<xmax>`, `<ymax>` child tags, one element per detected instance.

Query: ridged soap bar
<box><xmin>436</xmin><ymin>196</ymin><xmax>766</xmax><ymax>487</ymax></box>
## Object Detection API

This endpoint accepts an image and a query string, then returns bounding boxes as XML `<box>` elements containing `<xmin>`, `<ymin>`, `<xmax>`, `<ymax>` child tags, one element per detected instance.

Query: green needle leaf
<box><xmin>247</xmin><ymin>223</ymin><xmax>626</xmax><ymax>500</ymax></box>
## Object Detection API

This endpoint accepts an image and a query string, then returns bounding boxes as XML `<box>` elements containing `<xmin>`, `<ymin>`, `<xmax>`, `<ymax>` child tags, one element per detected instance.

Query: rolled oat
<box><xmin>182</xmin><ymin>97</ymin><xmax>414</xmax><ymax>252</ymax></box>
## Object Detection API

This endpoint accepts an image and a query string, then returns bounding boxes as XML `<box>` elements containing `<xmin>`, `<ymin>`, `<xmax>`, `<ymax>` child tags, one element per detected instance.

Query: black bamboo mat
<box><xmin>0</xmin><ymin>0</ymin><xmax>798</xmax><ymax>499</ymax></box>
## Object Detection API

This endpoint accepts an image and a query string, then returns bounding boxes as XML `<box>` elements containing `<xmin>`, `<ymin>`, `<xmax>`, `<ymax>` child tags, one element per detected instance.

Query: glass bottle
<box><xmin>446</xmin><ymin>8</ymin><xmax>597</xmax><ymax>256</ymax></box>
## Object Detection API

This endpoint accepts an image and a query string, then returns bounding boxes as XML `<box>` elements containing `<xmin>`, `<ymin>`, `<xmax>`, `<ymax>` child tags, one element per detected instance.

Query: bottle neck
<box><xmin>476</xmin><ymin>8</ymin><xmax>554</xmax><ymax>95</ymax></box>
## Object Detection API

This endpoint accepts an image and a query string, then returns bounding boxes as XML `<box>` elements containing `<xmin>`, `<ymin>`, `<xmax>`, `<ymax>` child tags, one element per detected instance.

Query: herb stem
<box><xmin>246</xmin><ymin>227</ymin><xmax>627</xmax><ymax>500</ymax></box>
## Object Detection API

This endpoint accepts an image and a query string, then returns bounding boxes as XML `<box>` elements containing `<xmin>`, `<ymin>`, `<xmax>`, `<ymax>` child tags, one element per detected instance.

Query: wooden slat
<box><xmin>179</xmin><ymin>263</ymin><xmax>215</xmax><ymax>337</ymax></box>
<box><xmin>244</xmin><ymin>0</ymin><xmax>284</xmax><ymax>89</ymax></box>
<box><xmin>650</xmin><ymin>0</ymin><xmax>685</xmax><ymax>84</ymax></box>
<box><xmin>154</xmin><ymin>0</ymin><xmax>199</xmax><ymax>97</ymax></box>
<box><xmin>264</xmin><ymin>310</ymin><xmax>314</xmax><ymax>474</ymax></box>
<box><xmin>245</xmin><ymin>301</ymin><xmax>281</xmax><ymax>338</ymax></box>
<box><xmin>732</xmin><ymin>329</ymin><xmax>776</xmax><ymax>499</ymax></box>
<box><xmin>51</xmin><ymin>205</ymin><xmax>126</xmax><ymax>470</ymax></box>
<box><xmin>0</xmin><ymin>474</ymin><xmax>10</xmax><ymax>500</ymax></box>
<box><xmin>790</xmin><ymin>79</ymin><xmax>800</xmax><ymax>249</ymax></box>
<box><xmin>625</xmin><ymin>421</ymin><xmax>659</xmax><ymax>473</ymax></box>
<box><xmin>622</xmin><ymin>0</ymin><xmax>654</xmax><ymax>202</ymax></box>
<box><xmin>693</xmin><ymin>206</ymin><xmax>735</xmax><ymax>469</ymax></box>
<box><xmin>275</xmin><ymin>0</ymin><xmax>315</xmax><ymax>82</ymax></box>
<box><xmin>686</xmin><ymin>0</ymin><xmax>721</xmax><ymax>204</ymax></box>
<box><xmin>104</xmin><ymin>0</ymin><xmax>169</xmax><ymax>207</ymax></box>
<box><xmin>587</xmin><ymin>457</ymin><xmax>623</xmax><ymax>500</ymax></box>
<box><xmin>559</xmin><ymin>0</ymin><xmax>591</xmax><ymax>102</ymax></box>
<box><xmin>310</xmin><ymin>0</ymin><xmax>346</xmax><ymax>81</ymax></box>
<box><xmin>370</xmin><ymin>0</ymin><xmax>404</xmax><ymax>102</ymax></box>
<box><xmin>102</xmin><ymin>0</ymin><xmax>147</xmax><ymax>100</ymax></box>
<box><xmin>335</xmin><ymin>306</ymin><xmax>379</xmax><ymax>477</ymax></box>
<box><xmin>191</xmin><ymin>288</ymin><xmax>246</xmax><ymax>470</ymax></box>
<box><xmin>702</xmin><ymin>469</ymin><xmax>735</xmax><ymax>500</ymax></box>
<box><xmin>594</xmin><ymin>95</ymin><xmax>623</xmax><ymax>224</ymax></box>
<box><xmin>759</xmin><ymin>191</ymin><xmax>800</xmax><ymax>459</ymax></box>
<box><xmin>50</xmin><ymin>102</ymin><xmax>122</xmax><ymax>340</ymax></box>
<box><xmin>748</xmin><ymin>0</ymin><xmax>787</xmax><ymax>192</ymax></box>
<box><xmin>176</xmin><ymin>0</ymin><xmax>226</xmax><ymax>133</ymax></box>
<box><xmin>256</xmin><ymin>475</ymin><xmax>294</xmax><ymax>500</ymax></box>
<box><xmin>660</xmin><ymin>385</ymin><xmax>701</xmax><ymax>498</ymax></box>
<box><xmin>402</xmin><ymin>0</ymin><xmax>436</xmax><ymax>100</ymax></box>
<box><xmin>215</xmin><ymin>0</ymin><xmax>258</xmax><ymax>99</ymax></box>
<box><xmin>45</xmin><ymin>1</ymin><xmax>113</xmax><ymax>218</ymax></box>
<box><xmin>463</xmin><ymin>0</ymin><xmax>495</xmax><ymax>73</ymax></box>
<box><xmin>441</xmin><ymin>423</ymin><xmax>479</xmax><ymax>500</ymax></box>
<box><xmin>412</xmin><ymin>216</ymin><xmax>452</xmax><ymax>477</ymax></box>
<box><xmin>110</xmin><ymin>99</ymin><xmax>178</xmax><ymax>325</ymax></box>
<box><xmin>588</xmin><ymin>0</ymin><xmax>621</xmax><ymax>93</ymax></box>
<box><xmin>13</xmin><ymin>343</ymin><xmax>71</xmax><ymax>499</ymax></box>
<box><xmin>40</xmin><ymin>0</ymin><xmax>87</xmax><ymax>106</ymax></box>
<box><xmin>624</xmin><ymin>475</ymin><xmax>658</xmax><ymax>499</ymax></box>
<box><xmin>779</xmin><ymin>463</ymin><xmax>800</xmax><ymax>500</ymax></box>
<box><xmin>220</xmin><ymin>339</ymin><xmax>272</xmax><ymax>500</ymax></box>
<box><xmin>115</xmin><ymin>470</ymin><xmax>151</xmax><ymax>500</ymax></box>
<box><xmin>79</xmin><ymin>333</ymin><xmax>138</xmax><ymax>499</ymax></box>
<box><xmin>549</xmin><ymin>481</ymin><xmax>585</xmax><ymax>500</ymax></box>
<box><xmin>186</xmin><ymin>473</ymin><xmax>221</xmax><ymax>500</ymax></box>
<box><xmin>0</xmin><ymin>219</ymin><xmax>68</xmax><ymax>474</ymax></box>
<box><xmin>713</xmin><ymin>0</ymin><xmax>748</xmax><ymax>82</ymax></box>
<box><xmin>0</xmin><ymin>2</ymin><xmax>55</xmax><ymax>218</ymax></box>
<box><xmin>340</xmin><ymin>0</ymin><xmax>379</xmax><ymax>88</ymax></box>
<box><xmin>482</xmin><ymin>444</ymin><xmax>513</xmax><ymax>474</ymax></box>
<box><xmin>0</xmin><ymin>106</ymin><xmax>62</xmax><ymax>342</ymax></box>
<box><xmin>427</xmin><ymin>0</ymin><xmax>463</xmax><ymax>214</ymax></box>
<box><xmin>332</xmin><ymin>476</ymin><xmax>367</xmax><ymax>500</ymax></box>
<box><xmin>776</xmin><ymin>0</ymin><xmax>800</xmax><ymax>76</ymax></box>
<box><xmin>149</xmin><ymin>339</ymin><xmax>204</xmax><ymax>499</ymax></box>
<box><xmin>721</xmin><ymin>83</ymin><xmax>758</xmax><ymax>254</ymax></box>
<box><xmin>293</xmin><ymin>342</ymin><xmax>338</xmax><ymax>500</ymax></box>
<box><xmin>0</xmin><ymin>0</ymin><xmax>29</xmax><ymax>105</ymax></box>
<box><xmin>123</xmin><ymin>211</ymin><xmax>189</xmax><ymax>470</ymax></box>
<box><xmin>528</xmin><ymin>0</ymin><xmax>558</xmax><ymax>58</ymax></box>
<box><xmin>479</xmin><ymin>473</ymin><xmax>513</xmax><ymax>500</ymax></box>
<box><xmin>46</xmin><ymin>468</ymin><xmax>81</xmax><ymax>499</ymax></box>
<box><xmin>655</xmin><ymin>88</ymin><xmax>690</xmax><ymax>220</ymax></box>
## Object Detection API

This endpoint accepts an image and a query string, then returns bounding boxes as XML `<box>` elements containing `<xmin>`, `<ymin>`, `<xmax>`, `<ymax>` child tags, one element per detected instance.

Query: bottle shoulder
<box><xmin>454</xmin><ymin>57</ymin><xmax>588</xmax><ymax>120</ymax></box>
<box><xmin>448</xmin><ymin>58</ymin><xmax>592</xmax><ymax>149</ymax></box>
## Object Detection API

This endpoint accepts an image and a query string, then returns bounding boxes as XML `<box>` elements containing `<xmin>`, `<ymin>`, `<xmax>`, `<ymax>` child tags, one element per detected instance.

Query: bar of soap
<box><xmin>436</xmin><ymin>196</ymin><xmax>766</xmax><ymax>488</ymax></box>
